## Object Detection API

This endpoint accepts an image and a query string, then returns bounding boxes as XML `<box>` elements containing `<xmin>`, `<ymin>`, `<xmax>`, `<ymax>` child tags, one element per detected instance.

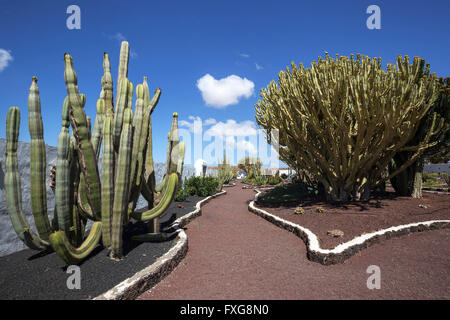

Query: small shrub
<box><xmin>185</xmin><ymin>186</ymin><xmax>197</xmax><ymax>196</ymax></box>
<box><xmin>443</xmin><ymin>173</ymin><xmax>450</xmax><ymax>187</ymax></box>
<box><xmin>182</xmin><ymin>176</ymin><xmax>221</xmax><ymax>197</ymax></box>
<box><xmin>315</xmin><ymin>206</ymin><xmax>325</xmax><ymax>213</ymax></box>
<box><xmin>174</xmin><ymin>188</ymin><xmax>188</xmax><ymax>202</ymax></box>
<box><xmin>242</xmin><ymin>177</ymin><xmax>255</xmax><ymax>184</ymax></box>
<box><xmin>422</xmin><ymin>172</ymin><xmax>439</xmax><ymax>182</ymax></box>
<box><xmin>294</xmin><ymin>206</ymin><xmax>305</xmax><ymax>214</ymax></box>
<box><xmin>268</xmin><ymin>175</ymin><xmax>282</xmax><ymax>185</ymax></box>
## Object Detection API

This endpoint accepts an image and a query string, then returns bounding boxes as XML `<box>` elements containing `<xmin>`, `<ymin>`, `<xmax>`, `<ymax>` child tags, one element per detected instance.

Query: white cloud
<box><xmin>197</xmin><ymin>74</ymin><xmax>254</xmax><ymax>108</ymax></box>
<box><xmin>255</xmin><ymin>63</ymin><xmax>263</xmax><ymax>70</ymax></box>
<box><xmin>240</xmin><ymin>53</ymin><xmax>250</xmax><ymax>58</ymax></box>
<box><xmin>206</xmin><ymin>119</ymin><xmax>258</xmax><ymax>155</ymax></box>
<box><xmin>108</xmin><ymin>32</ymin><xmax>127</xmax><ymax>42</ymax></box>
<box><xmin>0</xmin><ymin>49</ymin><xmax>13</xmax><ymax>72</ymax></box>
<box><xmin>224</xmin><ymin>137</ymin><xmax>257</xmax><ymax>155</ymax></box>
<box><xmin>179</xmin><ymin>116</ymin><xmax>202</xmax><ymax>134</ymax></box>
<box><xmin>179</xmin><ymin>116</ymin><xmax>219</xmax><ymax>133</ymax></box>
<box><xmin>237</xmin><ymin>140</ymin><xmax>257</xmax><ymax>154</ymax></box>
<box><xmin>104</xmin><ymin>33</ymin><xmax>138</xmax><ymax>59</ymax></box>
<box><xmin>204</xmin><ymin>118</ymin><xmax>216</xmax><ymax>126</ymax></box>
<box><xmin>205</xmin><ymin>119</ymin><xmax>257</xmax><ymax>137</ymax></box>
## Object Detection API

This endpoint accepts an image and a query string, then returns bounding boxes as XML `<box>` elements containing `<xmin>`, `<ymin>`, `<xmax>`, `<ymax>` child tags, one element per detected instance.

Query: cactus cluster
<box><xmin>217</xmin><ymin>151</ymin><xmax>234</xmax><ymax>185</ymax></box>
<box><xmin>255</xmin><ymin>54</ymin><xmax>443</xmax><ymax>202</ymax></box>
<box><xmin>4</xmin><ymin>42</ymin><xmax>185</xmax><ymax>264</ymax></box>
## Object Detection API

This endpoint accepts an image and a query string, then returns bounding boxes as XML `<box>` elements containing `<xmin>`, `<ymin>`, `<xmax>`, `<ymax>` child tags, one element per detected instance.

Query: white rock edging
<box><xmin>94</xmin><ymin>190</ymin><xmax>227</xmax><ymax>300</ymax></box>
<box><xmin>249</xmin><ymin>190</ymin><xmax>450</xmax><ymax>265</ymax></box>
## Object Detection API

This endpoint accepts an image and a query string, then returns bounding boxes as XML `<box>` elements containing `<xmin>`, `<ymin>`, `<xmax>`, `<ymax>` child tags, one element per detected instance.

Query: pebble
<box><xmin>327</xmin><ymin>229</ymin><xmax>344</xmax><ymax>238</ymax></box>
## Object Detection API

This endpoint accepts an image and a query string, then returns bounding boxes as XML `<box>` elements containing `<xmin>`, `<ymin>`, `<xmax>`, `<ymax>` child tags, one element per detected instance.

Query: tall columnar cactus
<box><xmin>65</xmin><ymin>54</ymin><xmax>103</xmax><ymax>222</ymax></box>
<box><xmin>5</xmin><ymin>107</ymin><xmax>49</xmax><ymax>250</ymax></box>
<box><xmin>101</xmin><ymin>115</ymin><xmax>114</xmax><ymax>248</ymax></box>
<box><xmin>55</xmin><ymin>96</ymin><xmax>74</xmax><ymax>236</ymax></box>
<box><xmin>110</xmin><ymin>108</ymin><xmax>133</xmax><ymax>260</ymax></box>
<box><xmin>255</xmin><ymin>54</ymin><xmax>441</xmax><ymax>202</ymax></box>
<box><xmin>28</xmin><ymin>76</ymin><xmax>52</xmax><ymax>241</ymax></box>
<box><xmin>5</xmin><ymin>78</ymin><xmax>85</xmax><ymax>253</ymax></box>
<box><xmin>218</xmin><ymin>151</ymin><xmax>234</xmax><ymax>185</ymax></box>
<box><xmin>5</xmin><ymin>41</ymin><xmax>185</xmax><ymax>264</ymax></box>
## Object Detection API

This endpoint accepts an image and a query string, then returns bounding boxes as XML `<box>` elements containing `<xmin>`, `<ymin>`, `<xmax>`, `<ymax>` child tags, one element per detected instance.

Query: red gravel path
<box><xmin>138</xmin><ymin>182</ymin><xmax>450</xmax><ymax>300</ymax></box>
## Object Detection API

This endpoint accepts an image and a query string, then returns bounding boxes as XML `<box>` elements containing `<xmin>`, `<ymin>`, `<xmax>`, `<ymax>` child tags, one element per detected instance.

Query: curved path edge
<box><xmin>94</xmin><ymin>190</ymin><xmax>227</xmax><ymax>300</ymax></box>
<box><xmin>249</xmin><ymin>190</ymin><xmax>450</xmax><ymax>265</ymax></box>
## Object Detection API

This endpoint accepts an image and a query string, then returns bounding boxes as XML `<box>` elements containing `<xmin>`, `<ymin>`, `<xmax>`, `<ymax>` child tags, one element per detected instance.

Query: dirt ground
<box><xmin>138</xmin><ymin>182</ymin><xmax>450</xmax><ymax>300</ymax></box>
<box><xmin>255</xmin><ymin>190</ymin><xmax>450</xmax><ymax>249</ymax></box>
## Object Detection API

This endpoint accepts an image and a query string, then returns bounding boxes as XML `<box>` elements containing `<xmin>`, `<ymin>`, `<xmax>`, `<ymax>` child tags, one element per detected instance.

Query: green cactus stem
<box><xmin>131</xmin><ymin>172</ymin><xmax>178</xmax><ymax>222</ymax></box>
<box><xmin>144</xmin><ymin>87</ymin><xmax>162</xmax><ymax>197</ymax></box>
<box><xmin>5</xmin><ymin>107</ymin><xmax>50</xmax><ymax>250</ymax></box>
<box><xmin>49</xmin><ymin>221</ymin><xmax>102</xmax><ymax>265</ymax></box>
<box><xmin>129</xmin><ymin>84</ymin><xmax>144</xmax><ymax>192</ymax></box>
<box><xmin>101</xmin><ymin>116</ymin><xmax>114</xmax><ymax>248</ymax></box>
<box><xmin>55</xmin><ymin>96</ymin><xmax>74</xmax><ymax>235</ymax></box>
<box><xmin>91</xmin><ymin>97</ymin><xmax>105</xmax><ymax>158</ymax></box>
<box><xmin>64</xmin><ymin>53</ymin><xmax>102</xmax><ymax>220</ymax></box>
<box><xmin>110</xmin><ymin>107</ymin><xmax>133</xmax><ymax>260</ymax></box>
<box><xmin>28</xmin><ymin>76</ymin><xmax>52</xmax><ymax>241</ymax></box>
<box><xmin>115</xmin><ymin>41</ymin><xmax>129</xmax><ymax>108</ymax></box>
<box><xmin>102</xmin><ymin>52</ymin><xmax>115</xmax><ymax>118</ymax></box>
<box><xmin>113</xmin><ymin>78</ymin><xmax>129</xmax><ymax>151</ymax></box>
<box><xmin>126</xmin><ymin>84</ymin><xmax>145</xmax><ymax>212</ymax></box>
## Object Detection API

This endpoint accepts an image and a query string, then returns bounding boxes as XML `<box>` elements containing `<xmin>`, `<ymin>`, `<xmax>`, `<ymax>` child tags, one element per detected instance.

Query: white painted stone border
<box><xmin>249</xmin><ymin>190</ymin><xmax>450</xmax><ymax>265</ymax></box>
<box><xmin>94</xmin><ymin>190</ymin><xmax>227</xmax><ymax>300</ymax></box>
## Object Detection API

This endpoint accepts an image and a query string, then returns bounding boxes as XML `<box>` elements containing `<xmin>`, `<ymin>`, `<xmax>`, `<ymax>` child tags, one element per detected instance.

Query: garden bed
<box><xmin>0</xmin><ymin>195</ymin><xmax>206</xmax><ymax>300</ymax></box>
<box><xmin>254</xmin><ymin>189</ymin><xmax>450</xmax><ymax>251</ymax></box>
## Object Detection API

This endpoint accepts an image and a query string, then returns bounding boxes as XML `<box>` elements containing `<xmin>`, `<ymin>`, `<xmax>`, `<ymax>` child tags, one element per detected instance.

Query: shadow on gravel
<box><xmin>0</xmin><ymin>165</ymin><xmax>4</xmax><ymax>190</ymax></box>
<box><xmin>256</xmin><ymin>183</ymin><xmax>406</xmax><ymax>212</ymax></box>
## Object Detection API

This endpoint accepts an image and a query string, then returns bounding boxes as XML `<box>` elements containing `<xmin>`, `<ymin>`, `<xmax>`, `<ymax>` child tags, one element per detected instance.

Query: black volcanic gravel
<box><xmin>0</xmin><ymin>195</ymin><xmax>204</xmax><ymax>300</ymax></box>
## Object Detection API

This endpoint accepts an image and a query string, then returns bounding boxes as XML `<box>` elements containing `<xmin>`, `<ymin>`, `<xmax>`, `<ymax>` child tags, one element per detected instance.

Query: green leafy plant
<box><xmin>180</xmin><ymin>176</ymin><xmax>221</xmax><ymax>197</ymax></box>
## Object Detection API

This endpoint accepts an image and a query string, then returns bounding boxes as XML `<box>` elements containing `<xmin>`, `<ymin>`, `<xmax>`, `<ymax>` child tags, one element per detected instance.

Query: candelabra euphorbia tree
<box><xmin>4</xmin><ymin>41</ymin><xmax>185</xmax><ymax>264</ymax></box>
<box><xmin>389</xmin><ymin>77</ymin><xmax>449</xmax><ymax>198</ymax></box>
<box><xmin>255</xmin><ymin>53</ymin><xmax>442</xmax><ymax>202</ymax></box>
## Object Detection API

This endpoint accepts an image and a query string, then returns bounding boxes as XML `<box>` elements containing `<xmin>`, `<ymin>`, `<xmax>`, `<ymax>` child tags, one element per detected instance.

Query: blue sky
<box><xmin>1</xmin><ymin>0</ymin><xmax>449</xmax><ymax>166</ymax></box>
